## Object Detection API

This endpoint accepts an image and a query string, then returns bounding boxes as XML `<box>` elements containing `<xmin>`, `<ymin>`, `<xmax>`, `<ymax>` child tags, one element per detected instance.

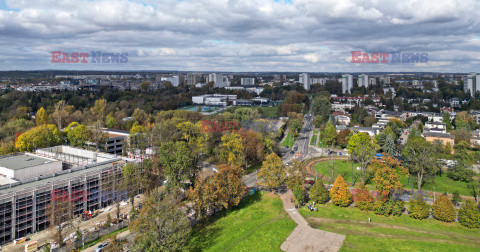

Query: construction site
<box><xmin>0</xmin><ymin>145</ymin><xmax>132</xmax><ymax>246</ymax></box>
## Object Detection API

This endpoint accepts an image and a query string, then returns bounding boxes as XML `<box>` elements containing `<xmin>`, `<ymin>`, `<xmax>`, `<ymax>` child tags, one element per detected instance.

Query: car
<box><xmin>305</xmin><ymin>180</ymin><xmax>315</xmax><ymax>185</ymax></box>
<box><xmin>94</xmin><ymin>242</ymin><xmax>111</xmax><ymax>252</ymax></box>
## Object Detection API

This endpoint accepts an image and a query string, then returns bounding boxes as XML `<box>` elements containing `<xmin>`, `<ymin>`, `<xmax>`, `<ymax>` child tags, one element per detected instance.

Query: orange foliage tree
<box><xmin>330</xmin><ymin>174</ymin><xmax>352</xmax><ymax>207</ymax></box>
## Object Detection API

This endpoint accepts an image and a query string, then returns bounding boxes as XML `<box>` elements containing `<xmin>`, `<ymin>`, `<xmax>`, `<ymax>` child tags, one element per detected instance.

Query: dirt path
<box><xmin>279</xmin><ymin>191</ymin><xmax>345</xmax><ymax>252</ymax></box>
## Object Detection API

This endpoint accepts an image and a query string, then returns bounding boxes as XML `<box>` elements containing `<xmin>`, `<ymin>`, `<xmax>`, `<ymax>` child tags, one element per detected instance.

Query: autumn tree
<box><xmin>131</xmin><ymin>189</ymin><xmax>191</xmax><ymax>252</ymax></box>
<box><xmin>105</xmin><ymin>113</ymin><xmax>116</xmax><ymax>128</ymax></box>
<box><xmin>90</xmin><ymin>98</ymin><xmax>107</xmax><ymax>124</ymax></box>
<box><xmin>402</xmin><ymin>137</ymin><xmax>440</xmax><ymax>191</ymax></box>
<box><xmin>455</xmin><ymin>111</ymin><xmax>474</xmax><ymax>130</ymax></box>
<box><xmin>218</xmin><ymin>132</ymin><xmax>245</xmax><ymax>167</ymax></box>
<box><xmin>15</xmin><ymin>124</ymin><xmax>62</xmax><ymax>152</ymax></box>
<box><xmin>336</xmin><ymin>129</ymin><xmax>351</xmax><ymax>149</ymax></box>
<box><xmin>347</xmin><ymin>132</ymin><xmax>379</xmax><ymax>183</ymax></box>
<box><xmin>158</xmin><ymin>141</ymin><xmax>196</xmax><ymax>189</ymax></box>
<box><xmin>432</xmin><ymin>194</ymin><xmax>457</xmax><ymax>222</ymax></box>
<box><xmin>46</xmin><ymin>194</ymin><xmax>74</xmax><ymax>247</ymax></box>
<box><xmin>238</xmin><ymin>129</ymin><xmax>265</xmax><ymax>168</ymax></box>
<box><xmin>211</xmin><ymin>164</ymin><xmax>246</xmax><ymax>210</ymax></box>
<box><xmin>36</xmin><ymin>107</ymin><xmax>48</xmax><ymax>126</ymax></box>
<box><xmin>330</xmin><ymin>174</ymin><xmax>352</xmax><ymax>207</ymax></box>
<box><xmin>122</xmin><ymin>162</ymin><xmax>144</xmax><ymax>206</ymax></box>
<box><xmin>65</xmin><ymin>122</ymin><xmax>91</xmax><ymax>147</ymax></box>
<box><xmin>52</xmin><ymin>100</ymin><xmax>74</xmax><ymax>129</ymax></box>
<box><xmin>371</xmin><ymin>157</ymin><xmax>407</xmax><ymax>200</ymax></box>
<box><xmin>285</xmin><ymin>160</ymin><xmax>306</xmax><ymax>190</ymax></box>
<box><xmin>458</xmin><ymin>200</ymin><xmax>480</xmax><ymax>228</ymax></box>
<box><xmin>408</xmin><ymin>195</ymin><xmax>430</xmax><ymax>220</ymax></box>
<box><xmin>188</xmin><ymin>176</ymin><xmax>217</xmax><ymax>219</ymax></box>
<box><xmin>258</xmin><ymin>153</ymin><xmax>286</xmax><ymax>191</ymax></box>
<box><xmin>309</xmin><ymin>179</ymin><xmax>330</xmax><ymax>204</ymax></box>
<box><xmin>353</xmin><ymin>183</ymin><xmax>374</xmax><ymax>211</ymax></box>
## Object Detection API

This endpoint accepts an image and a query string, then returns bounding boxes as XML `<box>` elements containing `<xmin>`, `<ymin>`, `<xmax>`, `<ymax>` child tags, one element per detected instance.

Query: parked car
<box><xmin>94</xmin><ymin>242</ymin><xmax>111</xmax><ymax>252</ymax></box>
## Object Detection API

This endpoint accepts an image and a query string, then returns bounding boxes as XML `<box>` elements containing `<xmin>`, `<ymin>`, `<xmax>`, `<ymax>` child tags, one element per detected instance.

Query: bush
<box><xmin>374</xmin><ymin>201</ymin><xmax>392</xmax><ymax>216</ymax></box>
<box><xmin>293</xmin><ymin>185</ymin><xmax>306</xmax><ymax>205</ymax></box>
<box><xmin>452</xmin><ymin>191</ymin><xmax>462</xmax><ymax>206</ymax></box>
<box><xmin>447</xmin><ymin>165</ymin><xmax>474</xmax><ymax>182</ymax></box>
<box><xmin>409</xmin><ymin>195</ymin><xmax>430</xmax><ymax>220</ymax></box>
<box><xmin>353</xmin><ymin>183</ymin><xmax>374</xmax><ymax>211</ymax></box>
<box><xmin>432</xmin><ymin>194</ymin><xmax>456</xmax><ymax>222</ymax></box>
<box><xmin>330</xmin><ymin>174</ymin><xmax>352</xmax><ymax>207</ymax></box>
<box><xmin>458</xmin><ymin>200</ymin><xmax>480</xmax><ymax>228</ymax></box>
<box><xmin>391</xmin><ymin>201</ymin><xmax>405</xmax><ymax>216</ymax></box>
<box><xmin>309</xmin><ymin>179</ymin><xmax>329</xmax><ymax>204</ymax></box>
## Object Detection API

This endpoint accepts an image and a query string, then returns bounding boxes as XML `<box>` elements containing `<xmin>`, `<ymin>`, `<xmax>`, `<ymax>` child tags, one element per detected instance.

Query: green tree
<box><xmin>330</xmin><ymin>174</ymin><xmax>352</xmax><ymax>207</ymax></box>
<box><xmin>402</xmin><ymin>137</ymin><xmax>439</xmax><ymax>192</ymax></box>
<box><xmin>285</xmin><ymin>160</ymin><xmax>306</xmax><ymax>190</ymax></box>
<box><xmin>105</xmin><ymin>113</ymin><xmax>116</xmax><ymax>128</ymax></box>
<box><xmin>90</xmin><ymin>98</ymin><xmax>107</xmax><ymax>124</ymax></box>
<box><xmin>66</xmin><ymin>122</ymin><xmax>91</xmax><ymax>147</ymax></box>
<box><xmin>432</xmin><ymin>194</ymin><xmax>456</xmax><ymax>222</ymax></box>
<box><xmin>258</xmin><ymin>153</ymin><xmax>286</xmax><ymax>191</ymax></box>
<box><xmin>131</xmin><ymin>189</ymin><xmax>191</xmax><ymax>252</ymax></box>
<box><xmin>322</xmin><ymin>121</ymin><xmax>337</xmax><ymax>146</ymax></box>
<box><xmin>312</xmin><ymin>96</ymin><xmax>331</xmax><ymax>122</ymax></box>
<box><xmin>293</xmin><ymin>184</ymin><xmax>306</xmax><ymax>205</ymax></box>
<box><xmin>442</xmin><ymin>112</ymin><xmax>453</xmax><ymax>131</ymax></box>
<box><xmin>455</xmin><ymin>111</ymin><xmax>474</xmax><ymax>130</ymax></box>
<box><xmin>36</xmin><ymin>107</ymin><xmax>48</xmax><ymax>126</ymax></box>
<box><xmin>122</xmin><ymin>162</ymin><xmax>143</xmax><ymax>206</ymax></box>
<box><xmin>347</xmin><ymin>133</ymin><xmax>379</xmax><ymax>183</ymax></box>
<box><xmin>384</xmin><ymin>134</ymin><xmax>396</xmax><ymax>156</ymax></box>
<box><xmin>158</xmin><ymin>141</ymin><xmax>196</xmax><ymax>189</ymax></box>
<box><xmin>408</xmin><ymin>195</ymin><xmax>430</xmax><ymax>220</ymax></box>
<box><xmin>458</xmin><ymin>200</ymin><xmax>480</xmax><ymax>228</ymax></box>
<box><xmin>309</xmin><ymin>179</ymin><xmax>329</xmax><ymax>204</ymax></box>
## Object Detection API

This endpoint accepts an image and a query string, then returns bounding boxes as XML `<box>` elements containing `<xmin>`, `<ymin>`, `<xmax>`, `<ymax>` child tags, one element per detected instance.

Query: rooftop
<box><xmin>0</xmin><ymin>153</ymin><xmax>56</xmax><ymax>171</ymax></box>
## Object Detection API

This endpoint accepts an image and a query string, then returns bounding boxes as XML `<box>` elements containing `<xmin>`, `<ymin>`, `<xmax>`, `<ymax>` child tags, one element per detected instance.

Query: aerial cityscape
<box><xmin>0</xmin><ymin>0</ymin><xmax>480</xmax><ymax>252</ymax></box>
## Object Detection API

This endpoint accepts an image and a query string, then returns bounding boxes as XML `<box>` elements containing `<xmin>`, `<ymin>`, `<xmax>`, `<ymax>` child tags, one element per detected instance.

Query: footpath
<box><xmin>279</xmin><ymin>191</ymin><xmax>345</xmax><ymax>252</ymax></box>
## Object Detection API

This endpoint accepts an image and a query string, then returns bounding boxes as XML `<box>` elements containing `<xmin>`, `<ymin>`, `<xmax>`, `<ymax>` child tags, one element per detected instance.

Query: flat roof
<box><xmin>0</xmin><ymin>153</ymin><xmax>57</xmax><ymax>171</ymax></box>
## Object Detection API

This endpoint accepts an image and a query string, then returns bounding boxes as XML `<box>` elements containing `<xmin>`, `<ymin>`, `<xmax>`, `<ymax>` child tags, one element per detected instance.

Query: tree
<box><xmin>218</xmin><ymin>132</ymin><xmax>245</xmax><ymax>167</ymax></box>
<box><xmin>384</xmin><ymin>134</ymin><xmax>396</xmax><ymax>156</ymax></box>
<box><xmin>46</xmin><ymin>195</ymin><xmax>73</xmax><ymax>247</ymax></box>
<box><xmin>371</xmin><ymin>157</ymin><xmax>407</xmax><ymax>200</ymax></box>
<box><xmin>442</xmin><ymin>112</ymin><xmax>452</xmax><ymax>131</ymax></box>
<box><xmin>132</xmin><ymin>108</ymin><xmax>149</xmax><ymax>125</ymax></box>
<box><xmin>432</xmin><ymin>194</ymin><xmax>456</xmax><ymax>222</ymax></box>
<box><xmin>212</xmin><ymin>164</ymin><xmax>247</xmax><ymax>210</ymax></box>
<box><xmin>131</xmin><ymin>189</ymin><xmax>191</xmax><ymax>252</ymax></box>
<box><xmin>347</xmin><ymin>133</ymin><xmax>379</xmax><ymax>183</ymax></box>
<box><xmin>52</xmin><ymin>100</ymin><xmax>74</xmax><ymax>129</ymax></box>
<box><xmin>36</xmin><ymin>107</ymin><xmax>48</xmax><ymax>126</ymax></box>
<box><xmin>105</xmin><ymin>113</ymin><xmax>116</xmax><ymax>128</ymax></box>
<box><xmin>402</xmin><ymin>137</ymin><xmax>439</xmax><ymax>192</ymax></box>
<box><xmin>188</xmin><ymin>176</ymin><xmax>217</xmax><ymax>219</ymax></box>
<box><xmin>293</xmin><ymin>184</ymin><xmax>306</xmax><ymax>205</ymax></box>
<box><xmin>90</xmin><ymin>98</ymin><xmax>107</xmax><ymax>123</ymax></box>
<box><xmin>258</xmin><ymin>153</ymin><xmax>286</xmax><ymax>191</ymax></box>
<box><xmin>408</xmin><ymin>195</ymin><xmax>430</xmax><ymax>220</ymax></box>
<box><xmin>238</xmin><ymin>129</ymin><xmax>265</xmax><ymax>168</ymax></box>
<box><xmin>353</xmin><ymin>183</ymin><xmax>374</xmax><ymax>211</ymax></box>
<box><xmin>322</xmin><ymin>121</ymin><xmax>337</xmax><ymax>146</ymax></box>
<box><xmin>158</xmin><ymin>141</ymin><xmax>196</xmax><ymax>189</ymax></box>
<box><xmin>458</xmin><ymin>200</ymin><xmax>480</xmax><ymax>228</ymax></box>
<box><xmin>285</xmin><ymin>160</ymin><xmax>306</xmax><ymax>190</ymax></box>
<box><xmin>455</xmin><ymin>111</ymin><xmax>474</xmax><ymax>130</ymax></box>
<box><xmin>312</xmin><ymin>96</ymin><xmax>331</xmax><ymax>121</ymax></box>
<box><xmin>140</xmin><ymin>81</ymin><xmax>151</xmax><ymax>92</ymax></box>
<box><xmin>309</xmin><ymin>179</ymin><xmax>329</xmax><ymax>204</ymax></box>
<box><xmin>336</xmin><ymin>129</ymin><xmax>351</xmax><ymax>149</ymax></box>
<box><xmin>66</xmin><ymin>122</ymin><xmax>91</xmax><ymax>147</ymax></box>
<box><xmin>122</xmin><ymin>162</ymin><xmax>143</xmax><ymax>206</ymax></box>
<box><xmin>15</xmin><ymin>124</ymin><xmax>62</xmax><ymax>152</ymax></box>
<box><xmin>330</xmin><ymin>174</ymin><xmax>352</xmax><ymax>207</ymax></box>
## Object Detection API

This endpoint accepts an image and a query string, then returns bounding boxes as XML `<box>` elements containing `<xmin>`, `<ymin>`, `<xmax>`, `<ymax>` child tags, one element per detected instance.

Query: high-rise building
<box><xmin>187</xmin><ymin>73</ymin><xmax>201</xmax><ymax>86</ymax></box>
<box><xmin>161</xmin><ymin>75</ymin><xmax>179</xmax><ymax>87</ymax></box>
<box><xmin>209</xmin><ymin>73</ymin><xmax>230</xmax><ymax>88</ymax></box>
<box><xmin>358</xmin><ymin>74</ymin><xmax>369</xmax><ymax>88</ymax></box>
<box><xmin>369</xmin><ymin>77</ymin><xmax>376</xmax><ymax>86</ymax></box>
<box><xmin>465</xmin><ymin>73</ymin><xmax>480</xmax><ymax>97</ymax></box>
<box><xmin>299</xmin><ymin>73</ymin><xmax>310</xmax><ymax>90</ymax></box>
<box><xmin>241</xmin><ymin>77</ymin><xmax>255</xmax><ymax>86</ymax></box>
<box><xmin>342</xmin><ymin>74</ymin><xmax>353</xmax><ymax>94</ymax></box>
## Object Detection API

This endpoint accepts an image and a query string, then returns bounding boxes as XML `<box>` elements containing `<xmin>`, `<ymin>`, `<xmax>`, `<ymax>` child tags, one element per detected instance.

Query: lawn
<box><xmin>315</xmin><ymin>160</ymin><xmax>475</xmax><ymax>197</ymax></box>
<box><xmin>189</xmin><ymin>191</ymin><xmax>296</xmax><ymax>252</ymax></box>
<box><xmin>310</xmin><ymin>134</ymin><xmax>317</xmax><ymax>146</ymax></box>
<box><xmin>282</xmin><ymin>130</ymin><xmax>296</xmax><ymax>148</ymax></box>
<box><xmin>299</xmin><ymin>203</ymin><xmax>480</xmax><ymax>252</ymax></box>
<box><xmin>258</xmin><ymin>106</ymin><xmax>278</xmax><ymax>118</ymax></box>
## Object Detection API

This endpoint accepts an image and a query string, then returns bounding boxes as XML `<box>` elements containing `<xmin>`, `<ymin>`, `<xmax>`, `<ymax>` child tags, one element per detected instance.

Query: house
<box><xmin>332</xmin><ymin>111</ymin><xmax>351</xmax><ymax>126</ymax></box>
<box><xmin>350</xmin><ymin>126</ymin><xmax>380</xmax><ymax>137</ymax></box>
<box><xmin>424</xmin><ymin>121</ymin><xmax>447</xmax><ymax>134</ymax></box>
<box><xmin>423</xmin><ymin>132</ymin><xmax>454</xmax><ymax>153</ymax></box>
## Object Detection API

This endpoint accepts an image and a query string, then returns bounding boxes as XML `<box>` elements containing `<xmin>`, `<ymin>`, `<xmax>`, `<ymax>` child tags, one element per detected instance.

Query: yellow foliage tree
<box><xmin>35</xmin><ymin>107</ymin><xmax>48</xmax><ymax>126</ymax></box>
<box><xmin>330</xmin><ymin>174</ymin><xmax>352</xmax><ymax>207</ymax></box>
<box><xmin>15</xmin><ymin>124</ymin><xmax>62</xmax><ymax>152</ymax></box>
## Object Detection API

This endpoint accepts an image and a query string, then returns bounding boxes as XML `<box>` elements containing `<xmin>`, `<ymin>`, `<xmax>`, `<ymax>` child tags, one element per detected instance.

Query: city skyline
<box><xmin>0</xmin><ymin>0</ymin><xmax>480</xmax><ymax>72</ymax></box>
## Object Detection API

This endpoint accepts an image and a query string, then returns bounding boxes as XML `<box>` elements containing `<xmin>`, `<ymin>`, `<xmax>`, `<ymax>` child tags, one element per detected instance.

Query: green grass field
<box><xmin>299</xmin><ymin>203</ymin><xmax>480</xmax><ymax>252</ymax></box>
<box><xmin>258</xmin><ymin>106</ymin><xmax>278</xmax><ymax>118</ymax></box>
<box><xmin>315</xmin><ymin>160</ymin><xmax>475</xmax><ymax>197</ymax></box>
<box><xmin>310</xmin><ymin>135</ymin><xmax>317</xmax><ymax>146</ymax></box>
<box><xmin>189</xmin><ymin>191</ymin><xmax>296</xmax><ymax>252</ymax></box>
<box><xmin>282</xmin><ymin>130</ymin><xmax>296</xmax><ymax>148</ymax></box>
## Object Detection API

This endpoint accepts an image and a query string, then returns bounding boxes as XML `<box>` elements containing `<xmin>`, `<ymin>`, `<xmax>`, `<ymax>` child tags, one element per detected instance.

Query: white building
<box><xmin>465</xmin><ymin>73</ymin><xmax>480</xmax><ymax>97</ymax></box>
<box><xmin>369</xmin><ymin>77</ymin><xmax>377</xmax><ymax>86</ymax></box>
<box><xmin>209</xmin><ymin>73</ymin><xmax>230</xmax><ymax>88</ymax></box>
<box><xmin>342</xmin><ymin>74</ymin><xmax>353</xmax><ymax>94</ymax></box>
<box><xmin>161</xmin><ymin>76</ymin><xmax>179</xmax><ymax>87</ymax></box>
<box><xmin>241</xmin><ymin>77</ymin><xmax>255</xmax><ymax>86</ymax></box>
<box><xmin>299</xmin><ymin>73</ymin><xmax>311</xmax><ymax>90</ymax></box>
<box><xmin>358</xmin><ymin>74</ymin><xmax>369</xmax><ymax>88</ymax></box>
<box><xmin>192</xmin><ymin>94</ymin><xmax>237</xmax><ymax>106</ymax></box>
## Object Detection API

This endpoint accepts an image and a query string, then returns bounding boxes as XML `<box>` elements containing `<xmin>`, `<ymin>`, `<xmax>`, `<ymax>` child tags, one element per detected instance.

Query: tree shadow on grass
<box><xmin>188</xmin><ymin>192</ymin><xmax>263</xmax><ymax>251</ymax></box>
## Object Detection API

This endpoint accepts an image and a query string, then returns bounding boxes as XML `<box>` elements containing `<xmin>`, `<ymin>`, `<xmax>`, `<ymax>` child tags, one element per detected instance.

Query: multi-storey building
<box><xmin>342</xmin><ymin>74</ymin><xmax>353</xmax><ymax>94</ymax></box>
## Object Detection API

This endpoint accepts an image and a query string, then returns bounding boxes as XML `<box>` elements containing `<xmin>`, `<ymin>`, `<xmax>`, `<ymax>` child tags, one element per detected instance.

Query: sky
<box><xmin>0</xmin><ymin>0</ymin><xmax>480</xmax><ymax>72</ymax></box>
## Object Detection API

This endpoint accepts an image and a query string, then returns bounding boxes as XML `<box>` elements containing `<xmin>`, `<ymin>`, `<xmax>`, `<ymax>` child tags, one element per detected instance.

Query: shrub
<box><xmin>330</xmin><ymin>174</ymin><xmax>352</xmax><ymax>207</ymax></box>
<box><xmin>432</xmin><ymin>194</ymin><xmax>456</xmax><ymax>222</ymax></box>
<box><xmin>373</xmin><ymin>201</ymin><xmax>392</xmax><ymax>216</ymax></box>
<box><xmin>309</xmin><ymin>179</ymin><xmax>329</xmax><ymax>204</ymax></box>
<box><xmin>409</xmin><ymin>195</ymin><xmax>430</xmax><ymax>220</ymax></box>
<box><xmin>447</xmin><ymin>165</ymin><xmax>474</xmax><ymax>182</ymax></box>
<box><xmin>458</xmin><ymin>200</ymin><xmax>480</xmax><ymax>228</ymax></box>
<box><xmin>452</xmin><ymin>191</ymin><xmax>462</xmax><ymax>206</ymax></box>
<box><xmin>353</xmin><ymin>183</ymin><xmax>374</xmax><ymax>211</ymax></box>
<box><xmin>391</xmin><ymin>201</ymin><xmax>405</xmax><ymax>216</ymax></box>
<box><xmin>293</xmin><ymin>184</ymin><xmax>306</xmax><ymax>205</ymax></box>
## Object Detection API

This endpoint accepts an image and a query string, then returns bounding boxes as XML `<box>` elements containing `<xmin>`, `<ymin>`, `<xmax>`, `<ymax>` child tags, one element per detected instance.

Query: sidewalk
<box><xmin>279</xmin><ymin>191</ymin><xmax>345</xmax><ymax>252</ymax></box>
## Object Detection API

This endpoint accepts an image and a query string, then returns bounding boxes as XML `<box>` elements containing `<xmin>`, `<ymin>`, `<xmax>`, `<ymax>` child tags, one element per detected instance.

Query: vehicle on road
<box><xmin>94</xmin><ymin>242</ymin><xmax>111</xmax><ymax>252</ymax></box>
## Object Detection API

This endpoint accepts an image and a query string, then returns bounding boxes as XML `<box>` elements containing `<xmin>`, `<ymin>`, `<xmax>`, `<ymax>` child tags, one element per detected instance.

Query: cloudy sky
<box><xmin>0</xmin><ymin>0</ymin><xmax>480</xmax><ymax>72</ymax></box>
